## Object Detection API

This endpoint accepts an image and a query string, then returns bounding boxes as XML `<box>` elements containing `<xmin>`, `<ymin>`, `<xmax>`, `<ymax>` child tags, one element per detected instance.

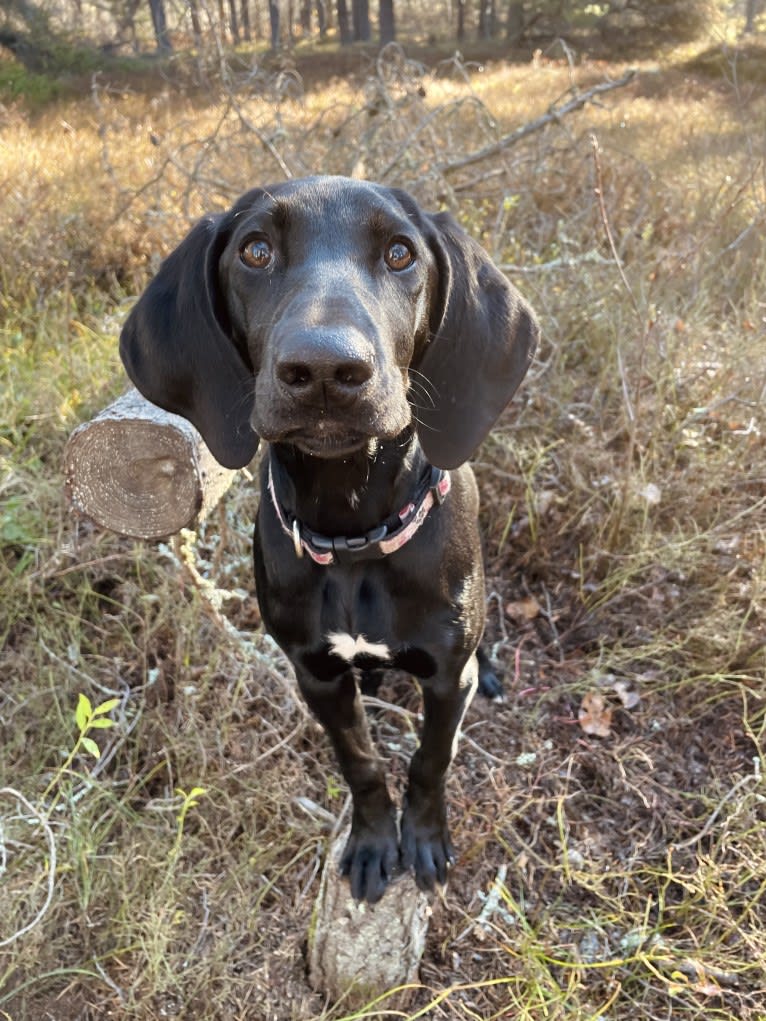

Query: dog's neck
<box><xmin>269</xmin><ymin>428</ymin><xmax>428</xmax><ymax>537</ymax></box>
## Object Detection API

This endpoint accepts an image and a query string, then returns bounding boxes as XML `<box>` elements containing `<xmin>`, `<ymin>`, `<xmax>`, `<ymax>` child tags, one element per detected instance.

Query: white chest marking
<box><xmin>327</xmin><ymin>631</ymin><xmax>391</xmax><ymax>663</ymax></box>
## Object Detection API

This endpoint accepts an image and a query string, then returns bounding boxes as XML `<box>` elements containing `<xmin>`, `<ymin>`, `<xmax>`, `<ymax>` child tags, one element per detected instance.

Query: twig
<box><xmin>500</xmin><ymin>250</ymin><xmax>612</xmax><ymax>274</ymax></box>
<box><xmin>230</xmin><ymin>98</ymin><xmax>294</xmax><ymax>180</ymax></box>
<box><xmin>475</xmin><ymin>863</ymin><xmax>510</xmax><ymax>931</ymax></box>
<box><xmin>92</xmin><ymin>959</ymin><xmax>127</xmax><ymax>1004</ymax></box>
<box><xmin>0</xmin><ymin>788</ymin><xmax>57</xmax><ymax>948</ymax></box>
<box><xmin>437</xmin><ymin>69</ymin><xmax>637</xmax><ymax>176</ymax></box>
<box><xmin>672</xmin><ymin>757</ymin><xmax>762</xmax><ymax>851</ymax></box>
<box><xmin>377</xmin><ymin>95</ymin><xmax>492</xmax><ymax>182</ymax></box>
<box><xmin>39</xmin><ymin>640</ymin><xmax>126</xmax><ymax>700</ymax></box>
<box><xmin>460</xmin><ymin>727</ymin><xmax>511</xmax><ymax>766</ymax></box>
<box><xmin>540</xmin><ymin>584</ymin><xmax>564</xmax><ymax>664</ymax></box>
<box><xmin>361</xmin><ymin>695</ymin><xmax>419</xmax><ymax>723</ymax></box>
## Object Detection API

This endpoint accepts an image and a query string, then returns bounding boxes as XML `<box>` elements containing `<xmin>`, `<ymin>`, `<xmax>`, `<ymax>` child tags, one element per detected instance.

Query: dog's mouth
<box><xmin>286</xmin><ymin>425</ymin><xmax>371</xmax><ymax>459</ymax></box>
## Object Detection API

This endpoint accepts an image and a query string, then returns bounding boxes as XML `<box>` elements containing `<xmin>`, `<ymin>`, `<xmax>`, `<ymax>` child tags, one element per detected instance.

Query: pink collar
<box><xmin>267</xmin><ymin>458</ymin><xmax>450</xmax><ymax>566</ymax></box>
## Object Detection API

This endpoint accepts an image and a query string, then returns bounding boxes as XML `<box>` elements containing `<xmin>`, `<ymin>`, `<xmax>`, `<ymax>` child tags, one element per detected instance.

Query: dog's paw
<box><xmin>477</xmin><ymin>649</ymin><xmax>503</xmax><ymax>699</ymax></box>
<box><xmin>400</xmin><ymin>795</ymin><xmax>455</xmax><ymax>892</ymax></box>
<box><xmin>339</xmin><ymin>814</ymin><xmax>400</xmax><ymax>903</ymax></box>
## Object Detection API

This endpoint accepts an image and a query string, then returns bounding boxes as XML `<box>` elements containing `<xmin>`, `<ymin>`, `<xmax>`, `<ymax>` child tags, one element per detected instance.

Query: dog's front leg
<box><xmin>400</xmin><ymin>654</ymin><xmax>478</xmax><ymax>891</ymax></box>
<box><xmin>295</xmin><ymin>667</ymin><xmax>399</xmax><ymax>903</ymax></box>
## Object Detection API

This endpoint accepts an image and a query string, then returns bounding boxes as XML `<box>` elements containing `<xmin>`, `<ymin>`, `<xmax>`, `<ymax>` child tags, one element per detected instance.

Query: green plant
<box><xmin>169</xmin><ymin>786</ymin><xmax>208</xmax><ymax>866</ymax></box>
<box><xmin>42</xmin><ymin>693</ymin><xmax>118</xmax><ymax>804</ymax></box>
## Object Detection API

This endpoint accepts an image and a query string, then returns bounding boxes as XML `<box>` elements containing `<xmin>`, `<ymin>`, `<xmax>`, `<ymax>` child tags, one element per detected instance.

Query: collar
<box><xmin>267</xmin><ymin>456</ymin><xmax>450</xmax><ymax>566</ymax></box>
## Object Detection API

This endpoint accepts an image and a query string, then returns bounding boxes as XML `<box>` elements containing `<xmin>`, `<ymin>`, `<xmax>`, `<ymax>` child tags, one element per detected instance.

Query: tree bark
<box><xmin>268</xmin><ymin>0</ymin><xmax>280</xmax><ymax>46</ymax></box>
<box><xmin>228</xmin><ymin>0</ymin><xmax>240</xmax><ymax>39</ymax></box>
<box><xmin>240</xmin><ymin>0</ymin><xmax>251</xmax><ymax>39</ymax></box>
<box><xmin>336</xmin><ymin>0</ymin><xmax>352</xmax><ymax>42</ymax></box>
<box><xmin>300</xmin><ymin>0</ymin><xmax>311</xmax><ymax>32</ymax></box>
<box><xmin>188</xmin><ymin>0</ymin><xmax>202</xmax><ymax>43</ymax></box>
<box><xmin>351</xmin><ymin>0</ymin><xmax>370</xmax><ymax>40</ymax></box>
<box><xmin>315</xmin><ymin>0</ymin><xmax>327</xmax><ymax>35</ymax></box>
<box><xmin>379</xmin><ymin>0</ymin><xmax>395</xmax><ymax>42</ymax></box>
<box><xmin>64</xmin><ymin>390</ymin><xmax>236</xmax><ymax>540</ymax></box>
<box><xmin>148</xmin><ymin>0</ymin><xmax>172</xmax><ymax>51</ymax></box>
<box><xmin>477</xmin><ymin>0</ymin><xmax>495</xmax><ymax>39</ymax></box>
<box><xmin>308</xmin><ymin>827</ymin><xmax>432</xmax><ymax>1009</ymax></box>
<box><xmin>505</xmin><ymin>0</ymin><xmax>523</xmax><ymax>40</ymax></box>
<box><xmin>456</xmin><ymin>0</ymin><xmax>465</xmax><ymax>40</ymax></box>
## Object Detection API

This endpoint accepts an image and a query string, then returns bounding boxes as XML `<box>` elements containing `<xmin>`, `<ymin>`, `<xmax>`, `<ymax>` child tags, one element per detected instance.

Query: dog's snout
<box><xmin>276</xmin><ymin>329</ymin><xmax>374</xmax><ymax>406</ymax></box>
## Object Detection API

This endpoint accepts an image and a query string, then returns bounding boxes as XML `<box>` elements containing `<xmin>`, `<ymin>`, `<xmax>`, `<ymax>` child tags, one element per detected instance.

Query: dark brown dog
<box><xmin>121</xmin><ymin>176</ymin><xmax>538</xmax><ymax>902</ymax></box>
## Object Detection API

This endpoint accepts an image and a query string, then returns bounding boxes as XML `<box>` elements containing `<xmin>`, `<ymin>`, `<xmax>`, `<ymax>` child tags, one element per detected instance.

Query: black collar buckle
<box><xmin>311</xmin><ymin>523</ymin><xmax>389</xmax><ymax>564</ymax></box>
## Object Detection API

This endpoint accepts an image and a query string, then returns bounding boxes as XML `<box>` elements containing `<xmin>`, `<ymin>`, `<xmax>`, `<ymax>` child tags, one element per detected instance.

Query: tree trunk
<box><xmin>188</xmin><ymin>0</ymin><xmax>202</xmax><ymax>43</ymax></box>
<box><xmin>228</xmin><ymin>0</ymin><xmax>240</xmax><ymax>39</ymax></box>
<box><xmin>269</xmin><ymin>0</ymin><xmax>280</xmax><ymax>46</ymax></box>
<box><xmin>456</xmin><ymin>0</ymin><xmax>465</xmax><ymax>40</ymax></box>
<box><xmin>148</xmin><ymin>0</ymin><xmax>172</xmax><ymax>52</ymax></box>
<box><xmin>337</xmin><ymin>0</ymin><xmax>352</xmax><ymax>43</ymax></box>
<box><xmin>64</xmin><ymin>390</ymin><xmax>236</xmax><ymax>540</ymax></box>
<box><xmin>351</xmin><ymin>0</ymin><xmax>370</xmax><ymax>40</ymax></box>
<box><xmin>315</xmin><ymin>0</ymin><xmax>327</xmax><ymax>35</ymax></box>
<box><xmin>241</xmin><ymin>0</ymin><xmax>251</xmax><ymax>39</ymax></box>
<box><xmin>505</xmin><ymin>0</ymin><xmax>523</xmax><ymax>40</ymax></box>
<box><xmin>300</xmin><ymin>0</ymin><xmax>311</xmax><ymax>32</ymax></box>
<box><xmin>379</xmin><ymin>0</ymin><xmax>395</xmax><ymax>42</ymax></box>
<box><xmin>477</xmin><ymin>0</ymin><xmax>495</xmax><ymax>39</ymax></box>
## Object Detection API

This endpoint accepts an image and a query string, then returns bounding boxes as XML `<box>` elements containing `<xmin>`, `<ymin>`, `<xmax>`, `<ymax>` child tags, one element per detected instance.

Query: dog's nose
<box><xmin>275</xmin><ymin>329</ymin><xmax>374</xmax><ymax>407</ymax></box>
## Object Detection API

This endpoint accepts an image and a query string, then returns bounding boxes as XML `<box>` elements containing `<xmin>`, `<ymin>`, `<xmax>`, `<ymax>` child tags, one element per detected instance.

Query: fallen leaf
<box><xmin>578</xmin><ymin>691</ymin><xmax>613</xmax><ymax>737</ymax></box>
<box><xmin>505</xmin><ymin>596</ymin><xmax>541</xmax><ymax>623</ymax></box>
<box><xmin>613</xmin><ymin>679</ymin><xmax>640</xmax><ymax>709</ymax></box>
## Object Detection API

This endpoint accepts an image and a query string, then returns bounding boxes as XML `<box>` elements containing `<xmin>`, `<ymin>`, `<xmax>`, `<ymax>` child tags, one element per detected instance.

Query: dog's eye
<box><xmin>385</xmin><ymin>239</ymin><xmax>415</xmax><ymax>272</ymax></box>
<box><xmin>240</xmin><ymin>238</ymin><xmax>273</xmax><ymax>269</ymax></box>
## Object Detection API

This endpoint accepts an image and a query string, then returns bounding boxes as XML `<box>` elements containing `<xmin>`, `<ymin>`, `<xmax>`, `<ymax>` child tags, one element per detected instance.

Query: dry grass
<box><xmin>1</xmin><ymin>31</ymin><xmax>765</xmax><ymax>1021</ymax></box>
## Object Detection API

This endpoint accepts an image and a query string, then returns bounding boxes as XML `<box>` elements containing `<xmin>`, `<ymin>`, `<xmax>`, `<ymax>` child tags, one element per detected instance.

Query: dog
<box><xmin>120</xmin><ymin>176</ymin><xmax>538</xmax><ymax>903</ymax></box>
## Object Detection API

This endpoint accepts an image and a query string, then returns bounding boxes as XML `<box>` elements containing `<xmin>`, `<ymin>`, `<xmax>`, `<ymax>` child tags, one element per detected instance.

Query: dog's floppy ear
<box><xmin>119</xmin><ymin>214</ymin><xmax>258</xmax><ymax>470</ymax></box>
<box><xmin>415</xmin><ymin>211</ymin><xmax>538</xmax><ymax>470</ymax></box>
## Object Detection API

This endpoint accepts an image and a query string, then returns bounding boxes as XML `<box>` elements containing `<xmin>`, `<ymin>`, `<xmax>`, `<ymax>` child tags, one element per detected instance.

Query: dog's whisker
<box><xmin>409</xmin><ymin>416</ymin><xmax>440</xmax><ymax>435</ymax></box>
<box><xmin>408</xmin><ymin>367</ymin><xmax>439</xmax><ymax>402</ymax></box>
<box><xmin>406</xmin><ymin>381</ymin><xmax>436</xmax><ymax>411</ymax></box>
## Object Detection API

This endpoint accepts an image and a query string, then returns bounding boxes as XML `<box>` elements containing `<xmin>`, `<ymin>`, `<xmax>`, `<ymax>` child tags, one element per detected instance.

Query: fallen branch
<box><xmin>437</xmin><ymin>69</ymin><xmax>637</xmax><ymax>176</ymax></box>
<box><xmin>0</xmin><ymin>788</ymin><xmax>57</xmax><ymax>949</ymax></box>
<box><xmin>500</xmin><ymin>250</ymin><xmax>612</xmax><ymax>274</ymax></box>
<box><xmin>64</xmin><ymin>389</ymin><xmax>237</xmax><ymax>540</ymax></box>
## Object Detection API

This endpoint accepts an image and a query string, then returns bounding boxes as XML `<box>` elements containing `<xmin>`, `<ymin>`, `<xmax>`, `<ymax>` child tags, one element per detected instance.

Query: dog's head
<box><xmin>120</xmin><ymin>176</ymin><xmax>538</xmax><ymax>470</ymax></box>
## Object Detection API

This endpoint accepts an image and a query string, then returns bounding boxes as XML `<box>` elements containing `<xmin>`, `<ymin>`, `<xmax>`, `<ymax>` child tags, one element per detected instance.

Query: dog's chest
<box><xmin>277</xmin><ymin>567</ymin><xmax>443</xmax><ymax>681</ymax></box>
<box><xmin>327</xmin><ymin>631</ymin><xmax>391</xmax><ymax>663</ymax></box>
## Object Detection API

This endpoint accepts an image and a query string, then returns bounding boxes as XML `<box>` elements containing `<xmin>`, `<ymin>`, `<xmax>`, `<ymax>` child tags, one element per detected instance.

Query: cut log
<box><xmin>64</xmin><ymin>389</ymin><xmax>237</xmax><ymax>539</ymax></box>
<box><xmin>308</xmin><ymin>827</ymin><xmax>432</xmax><ymax>1009</ymax></box>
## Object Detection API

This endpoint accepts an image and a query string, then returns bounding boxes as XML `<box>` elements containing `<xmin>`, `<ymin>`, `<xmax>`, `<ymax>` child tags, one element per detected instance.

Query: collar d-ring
<box><xmin>292</xmin><ymin>519</ymin><xmax>304</xmax><ymax>558</ymax></box>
